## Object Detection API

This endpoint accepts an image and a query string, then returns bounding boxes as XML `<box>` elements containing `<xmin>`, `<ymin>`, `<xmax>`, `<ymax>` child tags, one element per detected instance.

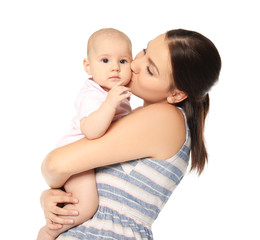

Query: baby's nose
<box><xmin>112</xmin><ymin>62</ymin><xmax>120</xmax><ymax>72</ymax></box>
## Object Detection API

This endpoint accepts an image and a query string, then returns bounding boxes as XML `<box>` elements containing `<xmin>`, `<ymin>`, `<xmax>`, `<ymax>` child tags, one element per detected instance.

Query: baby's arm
<box><xmin>80</xmin><ymin>83</ymin><xmax>131</xmax><ymax>139</ymax></box>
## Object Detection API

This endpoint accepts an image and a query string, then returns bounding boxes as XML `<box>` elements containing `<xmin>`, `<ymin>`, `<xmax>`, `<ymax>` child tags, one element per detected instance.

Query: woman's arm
<box><xmin>42</xmin><ymin>103</ymin><xmax>186</xmax><ymax>188</ymax></box>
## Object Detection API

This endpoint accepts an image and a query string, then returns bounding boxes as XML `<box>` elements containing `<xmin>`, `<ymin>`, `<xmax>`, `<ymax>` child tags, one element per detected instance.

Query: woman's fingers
<box><xmin>46</xmin><ymin>218</ymin><xmax>63</xmax><ymax>230</ymax></box>
<box><xmin>41</xmin><ymin>189</ymin><xmax>79</xmax><ymax>228</ymax></box>
<box><xmin>47</xmin><ymin>212</ymin><xmax>75</xmax><ymax>226</ymax></box>
<box><xmin>52</xmin><ymin>195</ymin><xmax>78</xmax><ymax>205</ymax></box>
<box><xmin>48</xmin><ymin>189</ymin><xmax>77</xmax><ymax>204</ymax></box>
<box><xmin>41</xmin><ymin>189</ymin><xmax>73</xmax><ymax>208</ymax></box>
<box><xmin>46</xmin><ymin>214</ymin><xmax>74</xmax><ymax>228</ymax></box>
<box><xmin>48</xmin><ymin>205</ymin><xmax>79</xmax><ymax>216</ymax></box>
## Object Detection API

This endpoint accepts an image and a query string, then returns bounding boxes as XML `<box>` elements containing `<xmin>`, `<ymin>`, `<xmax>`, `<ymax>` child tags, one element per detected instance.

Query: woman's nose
<box><xmin>131</xmin><ymin>52</ymin><xmax>142</xmax><ymax>73</ymax></box>
<box><xmin>130</xmin><ymin>60</ymin><xmax>136</xmax><ymax>73</ymax></box>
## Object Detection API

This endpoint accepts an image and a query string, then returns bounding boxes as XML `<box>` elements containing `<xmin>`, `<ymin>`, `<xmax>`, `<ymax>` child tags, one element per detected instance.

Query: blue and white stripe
<box><xmin>57</xmin><ymin>109</ymin><xmax>191</xmax><ymax>240</ymax></box>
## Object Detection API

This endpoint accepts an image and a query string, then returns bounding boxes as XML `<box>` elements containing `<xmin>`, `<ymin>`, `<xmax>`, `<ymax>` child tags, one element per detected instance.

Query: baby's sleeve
<box><xmin>75</xmin><ymin>86</ymin><xmax>106</xmax><ymax>120</ymax></box>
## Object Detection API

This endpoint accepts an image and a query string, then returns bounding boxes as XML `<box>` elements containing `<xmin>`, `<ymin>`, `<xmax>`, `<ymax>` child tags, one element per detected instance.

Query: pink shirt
<box><xmin>56</xmin><ymin>79</ymin><xmax>132</xmax><ymax>147</ymax></box>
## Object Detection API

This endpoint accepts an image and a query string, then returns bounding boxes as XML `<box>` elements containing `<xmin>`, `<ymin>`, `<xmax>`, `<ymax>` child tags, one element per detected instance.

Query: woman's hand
<box><xmin>40</xmin><ymin>189</ymin><xmax>79</xmax><ymax>230</ymax></box>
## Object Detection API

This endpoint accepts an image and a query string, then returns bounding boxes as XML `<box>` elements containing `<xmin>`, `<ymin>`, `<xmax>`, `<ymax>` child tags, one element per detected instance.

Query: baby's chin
<box><xmin>125</xmin><ymin>79</ymin><xmax>132</xmax><ymax>87</ymax></box>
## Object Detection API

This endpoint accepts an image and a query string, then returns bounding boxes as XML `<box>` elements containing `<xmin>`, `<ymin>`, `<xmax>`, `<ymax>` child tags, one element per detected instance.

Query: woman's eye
<box><xmin>120</xmin><ymin>59</ymin><xmax>127</xmax><ymax>64</ymax></box>
<box><xmin>146</xmin><ymin>66</ymin><xmax>153</xmax><ymax>76</ymax></box>
<box><xmin>102</xmin><ymin>58</ymin><xmax>109</xmax><ymax>63</ymax></box>
<box><xmin>142</xmin><ymin>49</ymin><xmax>152</xmax><ymax>75</ymax></box>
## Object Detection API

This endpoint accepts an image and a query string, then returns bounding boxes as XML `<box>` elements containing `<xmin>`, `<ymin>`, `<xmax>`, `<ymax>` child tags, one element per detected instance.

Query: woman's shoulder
<box><xmin>128</xmin><ymin>103</ymin><xmax>187</xmax><ymax>160</ymax></box>
<box><xmin>133</xmin><ymin>103</ymin><xmax>184</xmax><ymax>125</ymax></box>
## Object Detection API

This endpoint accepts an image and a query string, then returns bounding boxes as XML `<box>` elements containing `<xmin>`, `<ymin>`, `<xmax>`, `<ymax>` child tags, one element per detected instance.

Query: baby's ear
<box><xmin>83</xmin><ymin>58</ymin><xmax>91</xmax><ymax>75</ymax></box>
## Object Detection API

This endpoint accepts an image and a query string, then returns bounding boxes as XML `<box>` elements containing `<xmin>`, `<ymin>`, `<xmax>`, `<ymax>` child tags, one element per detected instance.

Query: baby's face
<box><xmin>87</xmin><ymin>35</ymin><xmax>132</xmax><ymax>91</ymax></box>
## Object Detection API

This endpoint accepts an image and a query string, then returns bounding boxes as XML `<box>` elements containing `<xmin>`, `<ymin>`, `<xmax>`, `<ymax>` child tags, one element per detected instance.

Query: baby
<box><xmin>37</xmin><ymin>28</ymin><xmax>132</xmax><ymax>240</ymax></box>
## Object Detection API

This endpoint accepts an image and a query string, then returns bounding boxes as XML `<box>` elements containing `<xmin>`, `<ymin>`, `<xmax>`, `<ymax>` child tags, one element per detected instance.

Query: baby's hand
<box><xmin>105</xmin><ymin>82</ymin><xmax>131</xmax><ymax>109</ymax></box>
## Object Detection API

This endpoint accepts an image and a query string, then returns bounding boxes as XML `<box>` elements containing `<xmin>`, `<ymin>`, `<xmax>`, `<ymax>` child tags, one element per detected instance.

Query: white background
<box><xmin>1</xmin><ymin>0</ymin><xmax>259</xmax><ymax>239</ymax></box>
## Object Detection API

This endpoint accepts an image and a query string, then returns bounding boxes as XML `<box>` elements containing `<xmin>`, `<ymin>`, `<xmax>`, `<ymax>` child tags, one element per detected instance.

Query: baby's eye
<box><xmin>102</xmin><ymin>58</ymin><xmax>109</xmax><ymax>63</ymax></box>
<box><xmin>143</xmin><ymin>49</ymin><xmax>147</xmax><ymax>55</ymax></box>
<box><xmin>120</xmin><ymin>59</ymin><xmax>127</xmax><ymax>64</ymax></box>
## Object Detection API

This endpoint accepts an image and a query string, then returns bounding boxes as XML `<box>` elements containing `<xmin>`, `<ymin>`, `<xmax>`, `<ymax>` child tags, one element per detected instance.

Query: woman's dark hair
<box><xmin>166</xmin><ymin>29</ymin><xmax>221</xmax><ymax>174</ymax></box>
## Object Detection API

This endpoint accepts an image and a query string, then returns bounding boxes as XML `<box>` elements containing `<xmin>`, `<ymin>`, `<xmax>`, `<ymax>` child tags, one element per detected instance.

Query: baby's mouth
<box><xmin>109</xmin><ymin>76</ymin><xmax>120</xmax><ymax>79</ymax></box>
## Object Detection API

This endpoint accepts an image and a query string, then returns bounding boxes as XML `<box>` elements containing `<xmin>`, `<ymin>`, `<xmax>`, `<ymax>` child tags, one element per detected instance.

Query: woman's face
<box><xmin>129</xmin><ymin>34</ymin><xmax>173</xmax><ymax>106</ymax></box>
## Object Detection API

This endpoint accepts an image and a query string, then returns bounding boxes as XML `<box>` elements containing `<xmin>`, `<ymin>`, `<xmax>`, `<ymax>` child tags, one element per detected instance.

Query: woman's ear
<box><xmin>167</xmin><ymin>89</ymin><xmax>187</xmax><ymax>104</ymax></box>
<box><xmin>83</xmin><ymin>58</ymin><xmax>91</xmax><ymax>75</ymax></box>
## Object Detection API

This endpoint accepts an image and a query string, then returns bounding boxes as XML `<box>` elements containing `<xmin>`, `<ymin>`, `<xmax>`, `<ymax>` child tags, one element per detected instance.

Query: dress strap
<box><xmin>177</xmin><ymin>107</ymin><xmax>191</xmax><ymax>140</ymax></box>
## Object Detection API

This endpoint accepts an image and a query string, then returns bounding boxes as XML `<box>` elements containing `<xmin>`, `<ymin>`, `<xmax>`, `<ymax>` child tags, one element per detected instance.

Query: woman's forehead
<box><xmin>147</xmin><ymin>34</ymin><xmax>171</xmax><ymax>76</ymax></box>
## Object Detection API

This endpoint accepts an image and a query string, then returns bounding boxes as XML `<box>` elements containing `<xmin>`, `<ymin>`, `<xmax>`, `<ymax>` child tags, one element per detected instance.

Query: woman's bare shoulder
<box><xmin>123</xmin><ymin>103</ymin><xmax>186</xmax><ymax>160</ymax></box>
<box><xmin>131</xmin><ymin>103</ymin><xmax>184</xmax><ymax>124</ymax></box>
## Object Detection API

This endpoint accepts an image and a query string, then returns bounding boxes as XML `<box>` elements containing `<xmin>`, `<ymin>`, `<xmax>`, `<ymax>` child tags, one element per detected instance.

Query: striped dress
<box><xmin>57</xmin><ymin>110</ymin><xmax>191</xmax><ymax>240</ymax></box>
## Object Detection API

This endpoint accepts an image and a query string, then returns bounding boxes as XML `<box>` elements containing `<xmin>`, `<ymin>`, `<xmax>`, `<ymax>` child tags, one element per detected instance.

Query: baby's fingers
<box><xmin>120</xmin><ymin>90</ymin><xmax>132</xmax><ymax>99</ymax></box>
<box><xmin>113</xmin><ymin>80</ymin><xmax>126</xmax><ymax>88</ymax></box>
<box><xmin>114</xmin><ymin>86</ymin><xmax>131</xmax><ymax>95</ymax></box>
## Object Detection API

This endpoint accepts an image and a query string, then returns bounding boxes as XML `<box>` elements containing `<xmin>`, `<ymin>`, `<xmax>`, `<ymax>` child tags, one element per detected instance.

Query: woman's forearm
<box><xmin>41</xmin><ymin>134</ymin><xmax>128</xmax><ymax>188</ymax></box>
<box><xmin>41</xmin><ymin>103</ymin><xmax>185</xmax><ymax>187</ymax></box>
<box><xmin>42</xmin><ymin>121</ymin><xmax>142</xmax><ymax>187</ymax></box>
<box><xmin>42</xmin><ymin>136</ymin><xmax>103</xmax><ymax>187</ymax></box>
<box><xmin>41</xmin><ymin>150</ymin><xmax>72</xmax><ymax>188</ymax></box>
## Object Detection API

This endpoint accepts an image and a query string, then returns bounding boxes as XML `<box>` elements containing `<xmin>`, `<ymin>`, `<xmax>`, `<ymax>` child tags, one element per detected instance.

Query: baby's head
<box><xmin>83</xmin><ymin>28</ymin><xmax>132</xmax><ymax>91</ymax></box>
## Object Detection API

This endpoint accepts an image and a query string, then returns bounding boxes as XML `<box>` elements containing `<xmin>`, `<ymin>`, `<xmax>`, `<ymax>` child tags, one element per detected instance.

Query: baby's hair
<box><xmin>87</xmin><ymin>28</ymin><xmax>132</xmax><ymax>58</ymax></box>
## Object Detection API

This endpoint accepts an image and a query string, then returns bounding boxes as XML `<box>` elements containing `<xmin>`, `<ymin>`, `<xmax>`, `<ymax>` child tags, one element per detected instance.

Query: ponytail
<box><xmin>176</xmin><ymin>94</ymin><xmax>209</xmax><ymax>175</ymax></box>
<box><xmin>166</xmin><ymin>29</ymin><xmax>221</xmax><ymax>175</ymax></box>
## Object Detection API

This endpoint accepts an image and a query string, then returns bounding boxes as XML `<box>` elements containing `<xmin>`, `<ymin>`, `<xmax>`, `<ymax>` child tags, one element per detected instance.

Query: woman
<box><xmin>40</xmin><ymin>29</ymin><xmax>221</xmax><ymax>239</ymax></box>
